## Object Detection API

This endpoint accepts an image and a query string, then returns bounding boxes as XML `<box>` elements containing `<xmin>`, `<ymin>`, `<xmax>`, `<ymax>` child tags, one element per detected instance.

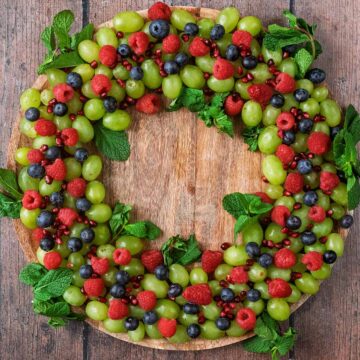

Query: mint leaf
<box><xmin>48</xmin><ymin>317</ymin><xmax>66</xmax><ymax>328</ymax></box>
<box><xmin>109</xmin><ymin>202</ymin><xmax>132</xmax><ymax>236</ymax></box>
<box><xmin>38</xmin><ymin>51</ymin><xmax>84</xmax><ymax>74</ymax></box>
<box><xmin>167</xmin><ymin>88</ymin><xmax>205</xmax><ymax>112</ymax></box>
<box><xmin>242</xmin><ymin>125</ymin><xmax>262</xmax><ymax>152</ymax></box>
<box><xmin>93</xmin><ymin>122</ymin><xmax>130</xmax><ymax>161</ymax></box>
<box><xmin>53</xmin><ymin>10</ymin><xmax>74</xmax><ymax>49</ymax></box>
<box><xmin>234</xmin><ymin>215</ymin><xmax>257</xmax><ymax>238</ymax></box>
<box><xmin>347</xmin><ymin>176</ymin><xmax>360</xmax><ymax>210</ymax></box>
<box><xmin>124</xmin><ymin>220</ymin><xmax>161</xmax><ymax>240</ymax></box>
<box><xmin>295</xmin><ymin>48</ymin><xmax>313</xmax><ymax>78</ymax></box>
<box><xmin>283</xmin><ymin>10</ymin><xmax>297</xmax><ymax>27</ymax></box>
<box><xmin>41</xmin><ymin>26</ymin><xmax>56</xmax><ymax>53</ymax></box>
<box><xmin>214</xmin><ymin>113</ymin><xmax>234</xmax><ymax>137</ymax></box>
<box><xmin>242</xmin><ymin>337</ymin><xmax>274</xmax><ymax>353</ymax></box>
<box><xmin>344</xmin><ymin>104</ymin><xmax>360</xmax><ymax>142</ymax></box>
<box><xmin>19</xmin><ymin>263</ymin><xmax>47</xmax><ymax>286</ymax></box>
<box><xmin>33</xmin><ymin>300</ymin><xmax>71</xmax><ymax>317</ymax></box>
<box><xmin>275</xmin><ymin>328</ymin><xmax>296</xmax><ymax>356</ymax></box>
<box><xmin>71</xmin><ymin>23</ymin><xmax>94</xmax><ymax>50</ymax></box>
<box><xmin>0</xmin><ymin>168</ymin><xmax>22</xmax><ymax>200</ymax></box>
<box><xmin>305</xmin><ymin>39</ymin><xmax>322</xmax><ymax>59</ymax></box>
<box><xmin>0</xmin><ymin>193</ymin><xmax>21</xmax><ymax>218</ymax></box>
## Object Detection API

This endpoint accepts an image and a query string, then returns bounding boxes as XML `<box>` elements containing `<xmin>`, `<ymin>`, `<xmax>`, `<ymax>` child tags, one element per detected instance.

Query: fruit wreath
<box><xmin>1</xmin><ymin>2</ymin><xmax>359</xmax><ymax>357</ymax></box>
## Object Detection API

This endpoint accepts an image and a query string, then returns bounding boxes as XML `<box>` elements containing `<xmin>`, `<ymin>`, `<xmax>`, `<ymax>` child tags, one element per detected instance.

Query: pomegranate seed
<box><xmin>221</xmin><ymin>242</ymin><xmax>231</xmax><ymax>250</ymax></box>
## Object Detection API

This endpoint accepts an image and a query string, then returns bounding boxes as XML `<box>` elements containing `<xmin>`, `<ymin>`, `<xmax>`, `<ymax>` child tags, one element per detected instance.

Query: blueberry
<box><xmin>103</xmin><ymin>96</ymin><xmax>117</xmax><ymax>113</ymax></box>
<box><xmin>323</xmin><ymin>250</ymin><xmax>337</xmax><ymax>264</ymax></box>
<box><xmin>187</xmin><ymin>324</ymin><xmax>201</xmax><ymax>338</ymax></box>
<box><xmin>149</xmin><ymin>19</ymin><xmax>170</xmax><ymax>40</ymax></box>
<box><xmin>45</xmin><ymin>146</ymin><xmax>62</xmax><ymax>160</ymax></box>
<box><xmin>66</xmin><ymin>72</ymin><xmax>83</xmax><ymax>89</ymax></box>
<box><xmin>210</xmin><ymin>24</ymin><xmax>225</xmax><ymax>40</ymax></box>
<box><xmin>184</xmin><ymin>22</ymin><xmax>199</xmax><ymax>36</ymax></box>
<box><xmin>49</xmin><ymin>192</ymin><xmax>64</xmax><ymax>206</ymax></box>
<box><xmin>282</xmin><ymin>44</ymin><xmax>299</xmax><ymax>56</ymax></box>
<box><xmin>220</xmin><ymin>288</ymin><xmax>235</xmax><ymax>302</ymax></box>
<box><xmin>53</xmin><ymin>102</ymin><xmax>68</xmax><ymax>116</ymax></box>
<box><xmin>246</xmin><ymin>289</ymin><xmax>261</xmax><ymax>302</ymax></box>
<box><xmin>245</xmin><ymin>242</ymin><xmax>260</xmax><ymax>258</ymax></box>
<box><xmin>282</xmin><ymin>130</ymin><xmax>295</xmax><ymax>145</ymax></box>
<box><xmin>40</xmin><ymin>237</ymin><xmax>55</xmax><ymax>251</ymax></box>
<box><xmin>339</xmin><ymin>214</ymin><xmax>353</xmax><ymax>229</ymax></box>
<box><xmin>154</xmin><ymin>265</ymin><xmax>169</xmax><ymax>280</ymax></box>
<box><xmin>125</xmin><ymin>317</ymin><xmax>139</xmax><ymax>331</ymax></box>
<box><xmin>67</xmin><ymin>237</ymin><xmax>83</xmax><ymax>252</ymax></box>
<box><xmin>286</xmin><ymin>215</ymin><xmax>302</xmax><ymax>230</ymax></box>
<box><xmin>215</xmin><ymin>317</ymin><xmax>231</xmax><ymax>330</ymax></box>
<box><xmin>242</xmin><ymin>55</ymin><xmax>258</xmax><ymax>70</ymax></box>
<box><xmin>164</xmin><ymin>60</ymin><xmax>180</xmax><ymax>75</ymax></box>
<box><xmin>110</xmin><ymin>283</ymin><xmax>126</xmax><ymax>298</ymax></box>
<box><xmin>76</xmin><ymin>198</ymin><xmax>92</xmax><ymax>212</ymax></box>
<box><xmin>25</xmin><ymin>107</ymin><xmax>40</xmax><ymax>121</ymax></box>
<box><xmin>303</xmin><ymin>190</ymin><xmax>318</xmax><ymax>206</ymax></box>
<box><xmin>298</xmin><ymin>119</ymin><xmax>313</xmax><ymax>133</ymax></box>
<box><xmin>117</xmin><ymin>44</ymin><xmax>131</xmax><ymax>57</ymax></box>
<box><xmin>130</xmin><ymin>66</ymin><xmax>144</xmax><ymax>80</ymax></box>
<box><xmin>174</xmin><ymin>52</ymin><xmax>189</xmax><ymax>68</ymax></box>
<box><xmin>168</xmin><ymin>283</ymin><xmax>182</xmax><ymax>298</ymax></box>
<box><xmin>337</xmin><ymin>170</ymin><xmax>346</xmax><ymax>183</ymax></box>
<box><xmin>301</xmin><ymin>231</ymin><xmax>317</xmax><ymax>245</ymax></box>
<box><xmin>79</xmin><ymin>264</ymin><xmax>93</xmax><ymax>279</ymax></box>
<box><xmin>270</xmin><ymin>94</ymin><xmax>285</xmax><ymax>108</ymax></box>
<box><xmin>183</xmin><ymin>303</ymin><xmax>199</xmax><ymax>314</ymax></box>
<box><xmin>27</xmin><ymin>164</ymin><xmax>45</xmax><ymax>178</ymax></box>
<box><xmin>306</xmin><ymin>68</ymin><xmax>326</xmax><ymax>84</ymax></box>
<box><xmin>37</xmin><ymin>211</ymin><xmax>54</xmax><ymax>228</ymax></box>
<box><xmin>74</xmin><ymin>148</ymin><xmax>89</xmax><ymax>162</ymax></box>
<box><xmin>330</xmin><ymin>126</ymin><xmax>341</xmax><ymax>140</ymax></box>
<box><xmin>226</xmin><ymin>44</ymin><xmax>240</xmax><ymax>61</ymax></box>
<box><xmin>143</xmin><ymin>311</ymin><xmax>158</xmax><ymax>325</ymax></box>
<box><xmin>294</xmin><ymin>88</ymin><xmax>309</xmax><ymax>102</ymax></box>
<box><xmin>297</xmin><ymin>159</ymin><xmax>313</xmax><ymax>174</ymax></box>
<box><xmin>116</xmin><ymin>270</ymin><xmax>131</xmax><ymax>285</ymax></box>
<box><xmin>258</xmin><ymin>253</ymin><xmax>273</xmax><ymax>268</ymax></box>
<box><xmin>80</xmin><ymin>228</ymin><xmax>95</xmax><ymax>243</ymax></box>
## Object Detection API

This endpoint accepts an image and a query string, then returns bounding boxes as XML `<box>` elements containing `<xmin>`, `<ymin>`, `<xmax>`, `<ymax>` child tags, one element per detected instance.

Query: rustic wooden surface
<box><xmin>0</xmin><ymin>0</ymin><xmax>359</xmax><ymax>359</ymax></box>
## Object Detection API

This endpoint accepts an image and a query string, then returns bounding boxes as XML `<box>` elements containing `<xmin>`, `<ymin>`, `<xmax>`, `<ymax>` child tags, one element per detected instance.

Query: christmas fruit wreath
<box><xmin>1</xmin><ymin>2</ymin><xmax>359</xmax><ymax>357</ymax></box>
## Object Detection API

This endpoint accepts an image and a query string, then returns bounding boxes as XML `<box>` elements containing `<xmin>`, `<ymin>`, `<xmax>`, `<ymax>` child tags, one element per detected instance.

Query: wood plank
<box><xmin>0</xmin><ymin>1</ymin><xmax>84</xmax><ymax>360</ymax></box>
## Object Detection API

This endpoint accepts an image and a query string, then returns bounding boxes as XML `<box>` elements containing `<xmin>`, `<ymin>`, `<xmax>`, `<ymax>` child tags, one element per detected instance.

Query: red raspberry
<box><xmin>224</xmin><ymin>94</ymin><xmax>244</xmax><ymax>116</ymax></box>
<box><xmin>302</xmin><ymin>251</ymin><xmax>324</xmax><ymax>272</ymax></box>
<box><xmin>135</xmin><ymin>93</ymin><xmax>162</xmax><ymax>114</ymax></box>
<box><xmin>158</xmin><ymin>318</ymin><xmax>177</xmax><ymax>337</ymax></box>
<box><xmin>148</xmin><ymin>2</ymin><xmax>172</xmax><ymax>21</ymax></box>
<box><xmin>308</xmin><ymin>205</ymin><xmax>326</xmax><ymax>223</ymax></box>
<box><xmin>275</xmin><ymin>144</ymin><xmax>295</xmax><ymax>166</ymax></box>
<box><xmin>99</xmin><ymin>45</ymin><xmax>117</xmax><ymax>67</ymax></box>
<box><xmin>201</xmin><ymin>250</ymin><xmax>223</xmax><ymax>273</ymax></box>
<box><xmin>108</xmin><ymin>299</ymin><xmax>129</xmax><ymax>320</ymax></box>
<box><xmin>320</xmin><ymin>171</ymin><xmax>340</xmax><ymax>192</ymax></box>
<box><xmin>57</xmin><ymin>208</ymin><xmax>78</xmax><ymax>227</ymax></box>
<box><xmin>27</xmin><ymin>149</ymin><xmax>44</xmax><ymax>164</ymax></box>
<box><xmin>271</xmin><ymin>205</ymin><xmax>291</xmax><ymax>227</ymax></box>
<box><xmin>268</xmin><ymin>278</ymin><xmax>292</xmax><ymax>298</ymax></box>
<box><xmin>232</xmin><ymin>30</ymin><xmax>252</xmax><ymax>48</ymax></box>
<box><xmin>230</xmin><ymin>266</ymin><xmax>249</xmax><ymax>284</ymax></box>
<box><xmin>128</xmin><ymin>32</ymin><xmax>150</xmax><ymax>55</ymax></box>
<box><xmin>45</xmin><ymin>158</ymin><xmax>67</xmax><ymax>181</ymax></box>
<box><xmin>84</xmin><ymin>278</ymin><xmax>104</xmax><ymax>297</ymax></box>
<box><xmin>236</xmin><ymin>308</ymin><xmax>256</xmax><ymax>330</ymax></box>
<box><xmin>183</xmin><ymin>284</ymin><xmax>212</xmax><ymax>305</ymax></box>
<box><xmin>284</xmin><ymin>172</ymin><xmax>304</xmax><ymax>194</ymax></box>
<box><xmin>34</xmin><ymin>119</ymin><xmax>57</xmax><ymax>136</ymax></box>
<box><xmin>44</xmin><ymin>251</ymin><xmax>62</xmax><ymax>270</ymax></box>
<box><xmin>213</xmin><ymin>58</ymin><xmax>234</xmax><ymax>80</ymax></box>
<box><xmin>137</xmin><ymin>290</ymin><xmax>157</xmax><ymax>311</ymax></box>
<box><xmin>67</xmin><ymin>178</ymin><xmax>87</xmax><ymax>198</ymax></box>
<box><xmin>188</xmin><ymin>37</ymin><xmax>210</xmax><ymax>57</ymax></box>
<box><xmin>32</xmin><ymin>228</ymin><xmax>44</xmax><ymax>242</ymax></box>
<box><xmin>274</xmin><ymin>72</ymin><xmax>296</xmax><ymax>94</ymax></box>
<box><xmin>53</xmin><ymin>83</ymin><xmax>74</xmax><ymax>103</ymax></box>
<box><xmin>162</xmin><ymin>34</ymin><xmax>181</xmax><ymax>54</ymax></box>
<box><xmin>254</xmin><ymin>192</ymin><xmax>273</xmax><ymax>204</ymax></box>
<box><xmin>307</xmin><ymin>132</ymin><xmax>331</xmax><ymax>155</ymax></box>
<box><xmin>61</xmin><ymin>128</ymin><xmax>79</xmax><ymax>146</ymax></box>
<box><xmin>247</xmin><ymin>84</ymin><xmax>273</xmax><ymax>105</ymax></box>
<box><xmin>273</xmin><ymin>248</ymin><xmax>296</xmax><ymax>269</ymax></box>
<box><xmin>91</xmin><ymin>74</ymin><xmax>112</xmax><ymax>96</ymax></box>
<box><xmin>22</xmin><ymin>190</ymin><xmax>42</xmax><ymax>210</ymax></box>
<box><xmin>276</xmin><ymin>112</ymin><xmax>295</xmax><ymax>131</ymax></box>
<box><xmin>113</xmin><ymin>248</ymin><xmax>132</xmax><ymax>265</ymax></box>
<box><xmin>91</xmin><ymin>257</ymin><xmax>110</xmax><ymax>275</ymax></box>
<box><xmin>141</xmin><ymin>249</ymin><xmax>163</xmax><ymax>272</ymax></box>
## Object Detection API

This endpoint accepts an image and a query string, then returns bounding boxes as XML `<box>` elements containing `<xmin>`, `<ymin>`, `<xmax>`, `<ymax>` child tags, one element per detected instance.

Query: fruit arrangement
<box><xmin>1</xmin><ymin>2</ymin><xmax>359</xmax><ymax>357</ymax></box>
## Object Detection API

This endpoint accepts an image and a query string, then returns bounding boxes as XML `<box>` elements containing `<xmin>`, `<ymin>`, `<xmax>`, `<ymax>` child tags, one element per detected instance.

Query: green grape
<box><xmin>278</xmin><ymin>58</ymin><xmax>298</xmax><ymax>77</ymax></box>
<box><xmin>286</xmin><ymin>284</ymin><xmax>302</xmax><ymax>303</ymax></box>
<box><xmin>84</xmin><ymin>98</ymin><xmax>106</xmax><ymax>121</ymax></box>
<box><xmin>68</xmin><ymin>252</ymin><xmax>85</xmax><ymax>270</ymax></box>
<box><xmin>155</xmin><ymin>299</ymin><xmax>180</xmax><ymax>319</ymax></box>
<box><xmin>19</xmin><ymin>118</ymin><xmax>37</xmax><ymax>138</ymax></box>
<box><xmin>38</xmin><ymin>106</ymin><xmax>54</xmax><ymax>120</ymax></box>
<box><xmin>95</xmin><ymin>64</ymin><xmax>113</xmax><ymax>79</ymax></box>
<box><xmin>287</xmin><ymin>238</ymin><xmax>304</xmax><ymax>253</ymax></box>
<box><xmin>125</xmin><ymin>80</ymin><xmax>145</xmax><ymax>99</ymax></box>
<box><xmin>102</xmin><ymin>267</ymin><xmax>117</xmax><ymax>287</ymax></box>
<box><xmin>170</xmin><ymin>9</ymin><xmax>196</xmax><ymax>31</ymax></box>
<box><xmin>46</xmin><ymin>68</ymin><xmax>67</xmax><ymax>87</ymax></box>
<box><xmin>304</xmin><ymin>242</ymin><xmax>326</xmax><ymax>254</ymax></box>
<box><xmin>64</xmin><ymin>158</ymin><xmax>82</xmax><ymax>181</ymax></box>
<box><xmin>216</xmin><ymin>34</ymin><xmax>232</xmax><ymax>57</ymax></box>
<box><xmin>250</xmin><ymin>38</ymin><xmax>261</xmax><ymax>57</ymax></box>
<box><xmin>247</xmin><ymin>263</ymin><xmax>267</xmax><ymax>282</ymax></box>
<box><xmin>97</xmin><ymin>244</ymin><xmax>116</xmax><ymax>261</ymax></box>
<box><xmin>254</xmin><ymin>281</ymin><xmax>270</xmax><ymax>300</ymax></box>
<box><xmin>129</xmin><ymin>305</ymin><xmax>145</xmax><ymax>319</ymax></box>
<box><xmin>15</xmin><ymin>147</ymin><xmax>31</xmax><ymax>166</ymax></box>
<box><xmin>72</xmin><ymin>116</ymin><xmax>94</xmax><ymax>143</ymax></box>
<box><xmin>274</xmin><ymin>196</ymin><xmax>295</xmax><ymax>210</ymax></box>
<box><xmin>33</xmin><ymin>136</ymin><xmax>56</xmax><ymax>149</ymax></box>
<box><xmin>242</xmin><ymin>100</ymin><xmax>262</xmax><ymax>126</ymax></box>
<box><xmin>108</xmin><ymin>81</ymin><xmax>126</xmax><ymax>102</ymax></box>
<box><xmin>162</xmin><ymin>74</ymin><xmax>183</xmax><ymax>99</ymax></box>
<box><xmin>116</xmin><ymin>235</ymin><xmax>144</xmax><ymax>255</ymax></box>
<box><xmin>67</xmin><ymin>93</ymin><xmax>83</xmax><ymax>114</ymax></box>
<box><xmin>208</xmin><ymin>280</ymin><xmax>222</xmax><ymax>295</ymax></box>
<box><xmin>78</xmin><ymin>40</ymin><xmax>100</xmax><ymax>63</ymax></box>
<box><xmin>180</xmin><ymin>65</ymin><xmax>205</xmax><ymax>89</ymax></box>
<box><xmin>214</xmin><ymin>264</ymin><xmax>233</xmax><ymax>280</ymax></box>
<box><xmin>242</xmin><ymin>221</ymin><xmax>263</xmax><ymax>246</ymax></box>
<box><xmin>19</xmin><ymin>169</ymin><xmax>40</xmax><ymax>194</ymax></box>
<box><xmin>82</xmin><ymin>81</ymin><xmax>98</xmax><ymax>99</ymax></box>
<box><xmin>224</xmin><ymin>245</ymin><xmax>249</xmax><ymax>266</ymax></box>
<box><xmin>299</xmin><ymin>98</ymin><xmax>320</xmax><ymax>118</ymax></box>
<box><xmin>320</xmin><ymin>99</ymin><xmax>341</xmax><ymax>127</ymax></box>
<box><xmin>312</xmin><ymin>218</ymin><xmax>333</xmax><ymax>238</ymax></box>
<box><xmin>330</xmin><ymin>183</ymin><xmax>347</xmax><ymax>207</ymax></box>
<box><xmin>262</xmin><ymin>155</ymin><xmax>287</xmax><ymax>185</ymax></box>
<box><xmin>311</xmin><ymin>263</ymin><xmax>332</xmax><ymax>280</ymax></box>
<box><xmin>54</xmin><ymin>115</ymin><xmax>72</xmax><ymax>130</ymax></box>
<box><xmin>141</xmin><ymin>59</ymin><xmax>163</xmax><ymax>89</ymax></box>
<box><xmin>292</xmin><ymin>132</ymin><xmax>308</xmax><ymax>153</ymax></box>
<box><xmin>313</xmin><ymin>121</ymin><xmax>330</xmax><ymax>135</ymax></box>
<box><xmin>229</xmin><ymin>283</ymin><xmax>249</xmax><ymax>293</ymax></box>
<box><xmin>261</xmin><ymin>45</ymin><xmax>282</xmax><ymax>66</ymax></box>
<box><xmin>267</xmin><ymin>265</ymin><xmax>291</xmax><ymax>281</ymax></box>
<box><xmin>262</xmin><ymin>105</ymin><xmax>281</xmax><ymax>126</ymax></box>
<box><xmin>82</xmin><ymin>155</ymin><xmax>102</xmax><ymax>181</ymax></box>
<box><xmin>40</xmin><ymin>89</ymin><xmax>54</xmax><ymax>106</ymax></box>
<box><xmin>73</xmin><ymin>63</ymin><xmax>95</xmax><ymax>83</ymax></box>
<box><xmin>145</xmin><ymin>324</ymin><xmax>163</xmax><ymax>339</ymax></box>
<box><xmin>20</xmin><ymin>88</ymin><xmax>41</xmax><ymax>110</ymax></box>
<box><xmin>95</xmin><ymin>27</ymin><xmax>118</xmax><ymax>47</ymax></box>
<box><xmin>36</xmin><ymin>247</ymin><xmax>46</xmax><ymax>265</ymax></box>
<box><xmin>244</xmin><ymin>299</ymin><xmax>265</xmax><ymax>315</ymax></box>
<box><xmin>195</xmin><ymin>55</ymin><xmax>215</xmax><ymax>73</ymax></box>
<box><xmin>169</xmin><ymin>264</ymin><xmax>190</xmax><ymax>288</ymax></box>
<box><xmin>63</xmin><ymin>285</ymin><xmax>86</xmax><ymax>306</ymax></box>
<box><xmin>329</xmin><ymin>203</ymin><xmax>345</xmax><ymax>220</ymax></box>
<box><xmin>201</xmin><ymin>320</ymin><xmax>225</xmax><ymax>340</ymax></box>
<box><xmin>113</xmin><ymin>64</ymin><xmax>130</xmax><ymax>80</ymax></box>
<box><xmin>55</xmin><ymin>238</ymin><xmax>71</xmax><ymax>258</ymax></box>
<box><xmin>207</xmin><ymin>76</ymin><xmax>234</xmax><ymax>92</ymax></box>
<box><xmin>141</xmin><ymin>274</ymin><xmax>169</xmax><ymax>298</ymax></box>
<box><xmin>190</xmin><ymin>267</ymin><xmax>208</xmax><ymax>284</ymax></box>
<box><xmin>122</xmin><ymin>258</ymin><xmax>145</xmax><ymax>277</ymax></box>
<box><xmin>267</xmin><ymin>298</ymin><xmax>290</xmax><ymax>321</ymax></box>
<box><xmin>316</xmin><ymin>190</ymin><xmax>331</xmax><ymax>210</ymax></box>
<box><xmin>178</xmin><ymin>311</ymin><xmax>198</xmax><ymax>326</ymax></box>
<box><xmin>175</xmin><ymin>295</ymin><xmax>187</xmax><ymax>306</ymax></box>
<box><xmin>325</xmin><ymin>233</ymin><xmax>344</xmax><ymax>256</ymax></box>
<box><xmin>295</xmin><ymin>273</ymin><xmax>319</xmax><ymax>294</ymax></box>
<box><xmin>258</xmin><ymin>125</ymin><xmax>282</xmax><ymax>154</ymax></box>
<box><xmin>282</xmin><ymin>93</ymin><xmax>299</xmax><ymax>112</ymax></box>
<box><xmin>86</xmin><ymin>180</ymin><xmax>106</xmax><ymax>204</ymax></box>
<box><xmin>234</xmin><ymin>80</ymin><xmax>251</xmax><ymax>99</ymax></box>
<box><xmin>250</xmin><ymin>63</ymin><xmax>272</xmax><ymax>83</ymax></box>
<box><xmin>93</xmin><ymin>224</ymin><xmax>111</xmax><ymax>246</ymax></box>
<box><xmin>216</xmin><ymin>7</ymin><xmax>240</xmax><ymax>33</ymax></box>
<box><xmin>113</xmin><ymin>11</ymin><xmax>144</xmax><ymax>32</ymax></box>
<box><xmin>103</xmin><ymin>318</ymin><xmax>126</xmax><ymax>333</ymax></box>
<box><xmin>168</xmin><ymin>325</ymin><xmax>190</xmax><ymax>344</ymax></box>
<box><xmin>292</xmin><ymin>206</ymin><xmax>310</xmax><ymax>232</ymax></box>
<box><xmin>39</xmin><ymin>179</ymin><xmax>62</xmax><ymax>196</ymax></box>
<box><xmin>198</xmin><ymin>18</ymin><xmax>215</xmax><ymax>38</ymax></box>
<box><xmin>86</xmin><ymin>301</ymin><xmax>108</xmax><ymax>321</ymax></box>
<box><xmin>128</xmin><ymin>322</ymin><xmax>145</xmax><ymax>342</ymax></box>
<box><xmin>70</xmin><ymin>223</ymin><xmax>87</xmax><ymax>238</ymax></box>
<box><xmin>142</xmin><ymin>21</ymin><xmax>157</xmax><ymax>42</ymax></box>
<box><xmin>63</xmin><ymin>192</ymin><xmax>76</xmax><ymax>209</ymax></box>
<box><xmin>296</xmin><ymin>79</ymin><xmax>314</xmax><ymax>94</ymax></box>
<box><xmin>312</xmin><ymin>86</ymin><xmax>329</xmax><ymax>102</ymax></box>
<box><xmin>237</xmin><ymin>16</ymin><xmax>262</xmax><ymax>36</ymax></box>
<box><xmin>226</xmin><ymin>321</ymin><xmax>247</xmax><ymax>337</ymax></box>
<box><xmin>202</xmin><ymin>302</ymin><xmax>221</xmax><ymax>321</ymax></box>
<box><xmin>321</xmin><ymin>162</ymin><xmax>336</xmax><ymax>173</ymax></box>
<box><xmin>103</xmin><ymin>109</ymin><xmax>131</xmax><ymax>131</ymax></box>
<box><xmin>72</xmin><ymin>270</ymin><xmax>85</xmax><ymax>288</ymax></box>
<box><xmin>86</xmin><ymin>204</ymin><xmax>112</xmax><ymax>223</ymax></box>
<box><xmin>303</xmin><ymin>171</ymin><xmax>319</xmax><ymax>190</ymax></box>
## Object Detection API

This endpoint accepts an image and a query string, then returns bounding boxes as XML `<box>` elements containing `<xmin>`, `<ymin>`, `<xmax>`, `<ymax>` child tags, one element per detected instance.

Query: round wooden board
<box><xmin>7</xmin><ymin>6</ymin><xmax>350</xmax><ymax>351</ymax></box>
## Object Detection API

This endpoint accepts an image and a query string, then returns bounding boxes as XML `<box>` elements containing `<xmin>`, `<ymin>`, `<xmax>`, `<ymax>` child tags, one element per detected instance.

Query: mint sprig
<box><xmin>242</xmin><ymin>125</ymin><xmax>263</xmax><ymax>152</ymax></box>
<box><xmin>0</xmin><ymin>168</ymin><xmax>22</xmax><ymax>219</ymax></box>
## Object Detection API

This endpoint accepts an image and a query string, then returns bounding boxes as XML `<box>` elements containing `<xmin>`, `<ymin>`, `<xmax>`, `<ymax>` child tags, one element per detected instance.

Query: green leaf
<box><xmin>33</xmin><ymin>300</ymin><xmax>71</xmax><ymax>317</ymax></box>
<box><xmin>93</xmin><ymin>122</ymin><xmax>130</xmax><ymax>161</ymax></box>
<box><xmin>214</xmin><ymin>113</ymin><xmax>234</xmax><ymax>137</ymax></box>
<box><xmin>305</xmin><ymin>39</ymin><xmax>322</xmax><ymax>59</ymax></box>
<box><xmin>38</xmin><ymin>51</ymin><xmax>85</xmax><ymax>74</ymax></box>
<box><xmin>182</xmin><ymin>88</ymin><xmax>206</xmax><ymax>112</ymax></box>
<box><xmin>249</xmin><ymin>196</ymin><xmax>273</xmax><ymax>215</ymax></box>
<box><xmin>234</xmin><ymin>215</ymin><xmax>257</xmax><ymax>238</ymax></box>
<box><xmin>222</xmin><ymin>193</ymin><xmax>251</xmax><ymax>218</ymax></box>
<box><xmin>242</xmin><ymin>337</ymin><xmax>274</xmax><ymax>353</ymax></box>
<box><xmin>70</xmin><ymin>23</ymin><xmax>94</xmax><ymax>50</ymax></box>
<box><xmin>124</xmin><ymin>220</ymin><xmax>161</xmax><ymax>240</ymax></box>
<box><xmin>48</xmin><ymin>317</ymin><xmax>67</xmax><ymax>328</ymax></box>
<box><xmin>53</xmin><ymin>10</ymin><xmax>74</xmax><ymax>49</ymax></box>
<box><xmin>347</xmin><ymin>176</ymin><xmax>360</xmax><ymax>210</ymax></box>
<box><xmin>254</xmin><ymin>317</ymin><xmax>275</xmax><ymax>340</ymax></box>
<box><xmin>19</xmin><ymin>263</ymin><xmax>47</xmax><ymax>286</ymax></box>
<box><xmin>109</xmin><ymin>202</ymin><xmax>132</xmax><ymax>236</ymax></box>
<box><xmin>41</xmin><ymin>26</ymin><xmax>56</xmax><ymax>53</ymax></box>
<box><xmin>260</xmin><ymin>312</ymin><xmax>280</xmax><ymax>334</ymax></box>
<box><xmin>294</xmin><ymin>48</ymin><xmax>313</xmax><ymax>78</ymax></box>
<box><xmin>242</xmin><ymin>125</ymin><xmax>262</xmax><ymax>152</ymax></box>
<box><xmin>283</xmin><ymin>10</ymin><xmax>297</xmax><ymax>27</ymax></box>
<box><xmin>344</xmin><ymin>104</ymin><xmax>360</xmax><ymax>143</ymax></box>
<box><xmin>0</xmin><ymin>193</ymin><xmax>21</xmax><ymax>218</ymax></box>
<box><xmin>0</xmin><ymin>168</ymin><xmax>22</xmax><ymax>200</ymax></box>
<box><xmin>274</xmin><ymin>328</ymin><xmax>296</xmax><ymax>356</ymax></box>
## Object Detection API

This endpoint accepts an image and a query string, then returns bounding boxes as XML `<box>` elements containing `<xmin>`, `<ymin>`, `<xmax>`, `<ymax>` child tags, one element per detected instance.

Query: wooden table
<box><xmin>0</xmin><ymin>0</ymin><xmax>359</xmax><ymax>359</ymax></box>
